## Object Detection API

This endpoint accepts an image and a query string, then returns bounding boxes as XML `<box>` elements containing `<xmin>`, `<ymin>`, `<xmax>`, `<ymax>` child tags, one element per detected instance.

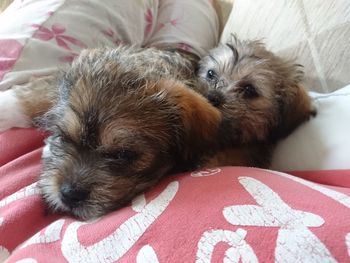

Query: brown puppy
<box><xmin>0</xmin><ymin>46</ymin><xmax>222</xmax><ymax>220</ymax></box>
<box><xmin>198</xmin><ymin>36</ymin><xmax>316</xmax><ymax>167</ymax></box>
<box><xmin>0</xmin><ymin>40</ymin><xmax>314</xmax><ymax>220</ymax></box>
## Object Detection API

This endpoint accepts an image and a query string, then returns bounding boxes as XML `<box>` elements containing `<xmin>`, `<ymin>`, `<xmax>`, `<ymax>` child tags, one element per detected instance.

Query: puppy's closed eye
<box><xmin>101</xmin><ymin>149</ymin><xmax>138</xmax><ymax>163</ymax></box>
<box><xmin>52</xmin><ymin>125</ymin><xmax>78</xmax><ymax>147</ymax></box>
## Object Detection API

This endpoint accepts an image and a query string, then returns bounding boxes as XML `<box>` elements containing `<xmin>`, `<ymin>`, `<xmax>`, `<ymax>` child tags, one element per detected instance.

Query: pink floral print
<box><xmin>59</xmin><ymin>52</ymin><xmax>79</xmax><ymax>63</ymax></box>
<box><xmin>31</xmin><ymin>23</ymin><xmax>87</xmax><ymax>51</ymax></box>
<box><xmin>0</xmin><ymin>39</ymin><xmax>23</xmax><ymax>81</ymax></box>
<box><xmin>169</xmin><ymin>18</ymin><xmax>178</xmax><ymax>26</ymax></box>
<box><xmin>153</xmin><ymin>17</ymin><xmax>179</xmax><ymax>36</ymax></box>
<box><xmin>177</xmin><ymin>42</ymin><xmax>193</xmax><ymax>52</ymax></box>
<box><xmin>144</xmin><ymin>8</ymin><xmax>154</xmax><ymax>37</ymax></box>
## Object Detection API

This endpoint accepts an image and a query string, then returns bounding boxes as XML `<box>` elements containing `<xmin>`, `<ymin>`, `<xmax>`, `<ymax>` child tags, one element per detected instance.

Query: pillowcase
<box><xmin>0</xmin><ymin>0</ymin><xmax>155</xmax><ymax>91</ymax></box>
<box><xmin>221</xmin><ymin>0</ymin><xmax>350</xmax><ymax>93</ymax></box>
<box><xmin>271</xmin><ymin>84</ymin><xmax>350</xmax><ymax>171</ymax></box>
<box><xmin>0</xmin><ymin>0</ymin><xmax>219</xmax><ymax>92</ymax></box>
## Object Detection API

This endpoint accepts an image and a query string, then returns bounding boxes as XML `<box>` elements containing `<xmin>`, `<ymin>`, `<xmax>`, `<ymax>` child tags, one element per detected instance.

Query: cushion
<box><xmin>271</xmin><ymin>84</ymin><xmax>350</xmax><ymax>172</ymax></box>
<box><xmin>221</xmin><ymin>0</ymin><xmax>350</xmax><ymax>93</ymax></box>
<box><xmin>0</xmin><ymin>0</ymin><xmax>148</xmax><ymax>90</ymax></box>
<box><xmin>1</xmin><ymin>131</ymin><xmax>349</xmax><ymax>262</ymax></box>
<box><xmin>0</xmin><ymin>0</ymin><xmax>219</xmax><ymax>91</ymax></box>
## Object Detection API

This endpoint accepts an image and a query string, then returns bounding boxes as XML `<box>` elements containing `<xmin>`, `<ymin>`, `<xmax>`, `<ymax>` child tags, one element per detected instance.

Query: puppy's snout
<box><xmin>60</xmin><ymin>184</ymin><xmax>89</xmax><ymax>207</ymax></box>
<box><xmin>207</xmin><ymin>89</ymin><xmax>226</xmax><ymax>107</ymax></box>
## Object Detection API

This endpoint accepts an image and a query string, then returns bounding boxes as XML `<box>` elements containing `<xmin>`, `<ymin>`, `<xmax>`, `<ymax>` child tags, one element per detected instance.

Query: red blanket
<box><xmin>1</xmin><ymin>129</ymin><xmax>350</xmax><ymax>262</ymax></box>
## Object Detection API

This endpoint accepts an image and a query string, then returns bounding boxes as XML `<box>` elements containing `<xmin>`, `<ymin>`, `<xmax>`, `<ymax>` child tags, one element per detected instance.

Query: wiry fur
<box><xmin>198</xmin><ymin>36</ymin><xmax>316</xmax><ymax>167</ymax></box>
<box><xmin>0</xmin><ymin>40</ymin><xmax>315</xmax><ymax>220</ymax></box>
<box><xmin>31</xmin><ymin>46</ymin><xmax>222</xmax><ymax>220</ymax></box>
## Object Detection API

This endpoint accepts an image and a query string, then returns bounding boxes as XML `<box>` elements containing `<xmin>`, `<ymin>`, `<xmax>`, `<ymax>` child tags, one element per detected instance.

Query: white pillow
<box><xmin>271</xmin><ymin>84</ymin><xmax>350</xmax><ymax>171</ymax></box>
<box><xmin>221</xmin><ymin>0</ymin><xmax>350</xmax><ymax>93</ymax></box>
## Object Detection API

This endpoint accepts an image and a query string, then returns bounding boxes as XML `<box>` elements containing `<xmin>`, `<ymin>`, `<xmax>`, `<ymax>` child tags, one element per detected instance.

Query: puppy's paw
<box><xmin>0</xmin><ymin>89</ymin><xmax>30</xmax><ymax>132</ymax></box>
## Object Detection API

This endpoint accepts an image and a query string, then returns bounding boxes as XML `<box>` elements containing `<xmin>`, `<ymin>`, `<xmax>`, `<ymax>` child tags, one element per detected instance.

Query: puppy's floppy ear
<box><xmin>173</xmin><ymin>82</ymin><xmax>222</xmax><ymax>145</ymax></box>
<box><xmin>263</xmin><ymin>57</ymin><xmax>316</xmax><ymax>142</ymax></box>
<box><xmin>151</xmin><ymin>79</ymin><xmax>222</xmax><ymax>154</ymax></box>
<box><xmin>273</xmin><ymin>84</ymin><xmax>316</xmax><ymax>141</ymax></box>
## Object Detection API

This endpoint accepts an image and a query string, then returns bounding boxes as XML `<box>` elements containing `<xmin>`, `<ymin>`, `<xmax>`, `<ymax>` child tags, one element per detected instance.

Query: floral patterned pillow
<box><xmin>0</xmin><ymin>0</ymin><xmax>152</xmax><ymax>91</ymax></box>
<box><xmin>0</xmin><ymin>0</ymin><xmax>219</xmax><ymax>92</ymax></box>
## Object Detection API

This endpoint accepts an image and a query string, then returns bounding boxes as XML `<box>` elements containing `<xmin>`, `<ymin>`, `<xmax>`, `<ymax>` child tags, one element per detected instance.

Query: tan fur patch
<box><xmin>204</xmin><ymin>148</ymin><xmax>247</xmax><ymax>168</ymax></box>
<box><xmin>61</xmin><ymin>108</ymin><xmax>82</xmax><ymax>142</ymax></box>
<box><xmin>284</xmin><ymin>85</ymin><xmax>316</xmax><ymax>130</ymax></box>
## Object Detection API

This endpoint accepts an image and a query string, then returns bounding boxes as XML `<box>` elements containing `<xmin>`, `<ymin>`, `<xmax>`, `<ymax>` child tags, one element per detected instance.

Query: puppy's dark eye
<box><xmin>206</xmin><ymin>70</ymin><xmax>217</xmax><ymax>81</ymax></box>
<box><xmin>103</xmin><ymin>149</ymin><xmax>138</xmax><ymax>163</ymax></box>
<box><xmin>242</xmin><ymin>84</ymin><xmax>259</xmax><ymax>98</ymax></box>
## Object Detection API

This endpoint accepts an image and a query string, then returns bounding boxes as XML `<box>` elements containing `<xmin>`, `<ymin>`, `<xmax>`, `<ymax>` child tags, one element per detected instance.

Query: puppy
<box><xmin>0</xmin><ymin>41</ymin><xmax>314</xmax><ymax>220</ymax></box>
<box><xmin>0</xmin><ymin>46</ymin><xmax>223</xmax><ymax>220</ymax></box>
<box><xmin>198</xmin><ymin>36</ymin><xmax>316</xmax><ymax>167</ymax></box>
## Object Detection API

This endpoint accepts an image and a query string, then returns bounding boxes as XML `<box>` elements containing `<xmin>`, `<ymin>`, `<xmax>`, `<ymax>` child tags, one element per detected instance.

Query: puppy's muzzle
<box><xmin>207</xmin><ymin>89</ymin><xmax>226</xmax><ymax>107</ymax></box>
<box><xmin>60</xmin><ymin>183</ymin><xmax>89</xmax><ymax>208</ymax></box>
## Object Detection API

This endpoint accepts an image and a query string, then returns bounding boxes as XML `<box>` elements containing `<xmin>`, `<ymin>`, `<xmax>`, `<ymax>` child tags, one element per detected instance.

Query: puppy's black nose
<box><xmin>60</xmin><ymin>184</ymin><xmax>89</xmax><ymax>206</ymax></box>
<box><xmin>207</xmin><ymin>90</ymin><xmax>226</xmax><ymax>107</ymax></box>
